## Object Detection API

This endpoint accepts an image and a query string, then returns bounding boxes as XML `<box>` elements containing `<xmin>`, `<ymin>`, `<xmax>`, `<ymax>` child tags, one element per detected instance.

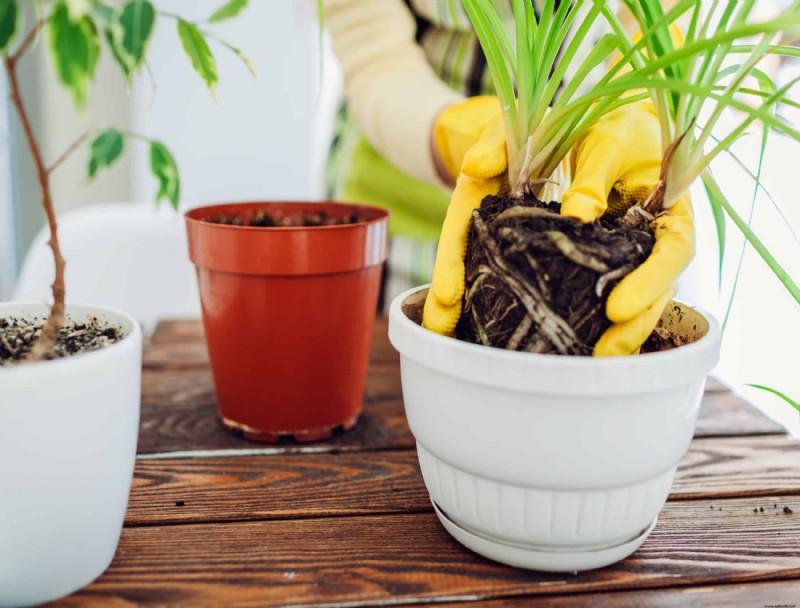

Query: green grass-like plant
<box><xmin>462</xmin><ymin>0</ymin><xmax>650</xmax><ymax>198</ymax></box>
<box><xmin>463</xmin><ymin>0</ymin><xmax>800</xmax><ymax>407</ymax></box>
<box><xmin>600</xmin><ymin>0</ymin><xmax>800</xmax><ymax>304</ymax></box>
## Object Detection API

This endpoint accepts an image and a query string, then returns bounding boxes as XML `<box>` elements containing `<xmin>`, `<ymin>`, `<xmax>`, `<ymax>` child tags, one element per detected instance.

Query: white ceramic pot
<box><xmin>0</xmin><ymin>303</ymin><xmax>142</xmax><ymax>607</ymax></box>
<box><xmin>389</xmin><ymin>286</ymin><xmax>721</xmax><ymax>572</ymax></box>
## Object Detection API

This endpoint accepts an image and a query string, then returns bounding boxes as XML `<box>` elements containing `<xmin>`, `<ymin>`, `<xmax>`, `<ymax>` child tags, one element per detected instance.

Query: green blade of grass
<box><xmin>748</xmin><ymin>384</ymin><xmax>800</xmax><ymax>412</ymax></box>
<box><xmin>718</xmin><ymin>189</ymin><xmax>800</xmax><ymax>307</ymax></box>
<box><xmin>701</xmin><ymin>170</ymin><xmax>728</xmax><ymax>292</ymax></box>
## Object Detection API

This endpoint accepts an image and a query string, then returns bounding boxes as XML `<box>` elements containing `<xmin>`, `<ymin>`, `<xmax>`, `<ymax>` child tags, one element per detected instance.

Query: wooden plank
<box><xmin>137</xmin><ymin>398</ymin><xmax>414</xmax><ymax>456</ymax></box>
<box><xmin>144</xmin><ymin>317</ymin><xmax>398</xmax><ymax>369</ymax></box>
<box><xmin>150</xmin><ymin>319</ymin><xmax>205</xmax><ymax>342</ymax></box>
<box><xmin>431</xmin><ymin>580</ymin><xmax>800</xmax><ymax>607</ymax></box>
<box><xmin>141</xmin><ymin>362</ymin><xmax>401</xmax><ymax>407</ymax></box>
<box><xmin>126</xmin><ymin>436</ymin><xmax>800</xmax><ymax>525</ymax></box>
<box><xmin>55</xmin><ymin>496</ymin><xmax>800</xmax><ymax>607</ymax></box>
<box><xmin>139</xmin><ymin>318</ymin><xmax>784</xmax><ymax>456</ymax></box>
<box><xmin>126</xmin><ymin>450</ymin><xmax>428</xmax><ymax>526</ymax></box>
<box><xmin>673</xmin><ymin>435</ymin><xmax>800</xmax><ymax>499</ymax></box>
<box><xmin>694</xmin><ymin>390</ymin><xmax>786</xmax><ymax>437</ymax></box>
<box><xmin>128</xmin><ymin>436</ymin><xmax>800</xmax><ymax>526</ymax></box>
<box><xmin>139</xmin><ymin>370</ymin><xmax>783</xmax><ymax>456</ymax></box>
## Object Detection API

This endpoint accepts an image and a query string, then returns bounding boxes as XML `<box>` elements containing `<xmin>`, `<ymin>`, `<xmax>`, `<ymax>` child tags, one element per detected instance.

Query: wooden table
<box><xmin>52</xmin><ymin>317</ymin><xmax>800</xmax><ymax>607</ymax></box>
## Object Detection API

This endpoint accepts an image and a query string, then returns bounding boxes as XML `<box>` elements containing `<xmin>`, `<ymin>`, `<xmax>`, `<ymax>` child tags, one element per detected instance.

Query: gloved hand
<box><xmin>561</xmin><ymin>101</ymin><xmax>695</xmax><ymax>356</ymax></box>
<box><xmin>423</xmin><ymin>96</ymin><xmax>507</xmax><ymax>335</ymax></box>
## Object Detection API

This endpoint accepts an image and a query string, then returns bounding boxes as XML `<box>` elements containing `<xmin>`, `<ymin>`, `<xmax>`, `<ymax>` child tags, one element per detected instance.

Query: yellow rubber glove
<box><xmin>561</xmin><ymin>101</ymin><xmax>695</xmax><ymax>356</ymax></box>
<box><xmin>423</xmin><ymin>97</ymin><xmax>506</xmax><ymax>335</ymax></box>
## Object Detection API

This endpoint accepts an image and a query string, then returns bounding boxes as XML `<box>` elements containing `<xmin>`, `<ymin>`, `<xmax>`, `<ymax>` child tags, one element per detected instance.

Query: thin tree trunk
<box><xmin>4</xmin><ymin>52</ymin><xmax>66</xmax><ymax>361</ymax></box>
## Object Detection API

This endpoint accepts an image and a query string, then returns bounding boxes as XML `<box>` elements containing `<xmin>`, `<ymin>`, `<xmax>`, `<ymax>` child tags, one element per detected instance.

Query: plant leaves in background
<box><xmin>0</xmin><ymin>0</ymin><xmax>18</xmax><ymax>52</ymax></box>
<box><xmin>49</xmin><ymin>1</ymin><xmax>100</xmax><ymax>110</ymax></box>
<box><xmin>107</xmin><ymin>0</ymin><xmax>155</xmax><ymax>81</ymax></box>
<box><xmin>87</xmin><ymin>128</ymin><xmax>124</xmax><ymax>178</ymax></box>
<box><xmin>218</xmin><ymin>39</ymin><xmax>255</xmax><ymax>77</ymax></box>
<box><xmin>65</xmin><ymin>0</ymin><xmax>91</xmax><ymax>22</ymax></box>
<box><xmin>90</xmin><ymin>1</ymin><xmax>114</xmax><ymax>23</ymax></box>
<box><xmin>208</xmin><ymin>0</ymin><xmax>248</xmax><ymax>24</ymax></box>
<box><xmin>177</xmin><ymin>19</ymin><xmax>217</xmax><ymax>95</ymax></box>
<box><xmin>105</xmin><ymin>28</ymin><xmax>131</xmax><ymax>82</ymax></box>
<box><xmin>150</xmin><ymin>141</ymin><xmax>180</xmax><ymax>209</ymax></box>
<box><xmin>748</xmin><ymin>384</ymin><xmax>800</xmax><ymax>413</ymax></box>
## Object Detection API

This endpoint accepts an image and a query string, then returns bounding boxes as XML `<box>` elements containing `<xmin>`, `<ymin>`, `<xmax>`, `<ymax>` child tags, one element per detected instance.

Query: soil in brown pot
<box><xmin>457</xmin><ymin>194</ymin><xmax>655</xmax><ymax>355</ymax></box>
<box><xmin>204</xmin><ymin>209</ymin><xmax>367</xmax><ymax>227</ymax></box>
<box><xmin>0</xmin><ymin>316</ymin><xmax>123</xmax><ymax>366</ymax></box>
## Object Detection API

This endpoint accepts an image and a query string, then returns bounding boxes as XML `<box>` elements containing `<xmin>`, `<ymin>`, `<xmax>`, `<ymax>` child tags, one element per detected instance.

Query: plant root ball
<box><xmin>457</xmin><ymin>194</ymin><xmax>654</xmax><ymax>355</ymax></box>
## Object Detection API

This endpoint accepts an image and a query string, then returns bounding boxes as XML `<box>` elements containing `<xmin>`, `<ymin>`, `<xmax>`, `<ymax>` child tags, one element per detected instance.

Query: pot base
<box><xmin>433</xmin><ymin>502</ymin><xmax>656</xmax><ymax>572</ymax></box>
<box><xmin>221</xmin><ymin>414</ymin><xmax>360</xmax><ymax>443</ymax></box>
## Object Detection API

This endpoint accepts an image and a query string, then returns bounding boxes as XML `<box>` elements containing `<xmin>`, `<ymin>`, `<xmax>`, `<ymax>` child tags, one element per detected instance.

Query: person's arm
<box><xmin>324</xmin><ymin>0</ymin><xmax>463</xmax><ymax>187</ymax></box>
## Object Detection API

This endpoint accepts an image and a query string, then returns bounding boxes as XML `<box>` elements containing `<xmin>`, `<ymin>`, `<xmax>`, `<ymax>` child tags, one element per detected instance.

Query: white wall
<box><xmin>130</xmin><ymin>0</ymin><xmax>331</xmax><ymax>208</ymax></box>
<box><xmin>0</xmin><ymin>75</ymin><xmax>14</xmax><ymax>299</ymax></box>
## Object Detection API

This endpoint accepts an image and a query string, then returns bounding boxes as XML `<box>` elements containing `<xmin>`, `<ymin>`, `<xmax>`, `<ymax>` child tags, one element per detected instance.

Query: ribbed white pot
<box><xmin>0</xmin><ymin>303</ymin><xmax>142</xmax><ymax>607</ymax></box>
<box><xmin>389</xmin><ymin>286</ymin><xmax>721</xmax><ymax>572</ymax></box>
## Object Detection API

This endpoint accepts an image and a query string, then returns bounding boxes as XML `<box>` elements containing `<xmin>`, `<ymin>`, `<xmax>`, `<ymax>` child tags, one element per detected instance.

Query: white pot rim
<box><xmin>389</xmin><ymin>285</ymin><xmax>721</xmax><ymax>396</ymax></box>
<box><xmin>0</xmin><ymin>301</ymin><xmax>142</xmax><ymax>376</ymax></box>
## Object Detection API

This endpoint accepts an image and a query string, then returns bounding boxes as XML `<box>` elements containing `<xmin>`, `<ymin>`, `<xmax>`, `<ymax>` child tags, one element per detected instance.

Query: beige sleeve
<box><xmin>324</xmin><ymin>0</ymin><xmax>463</xmax><ymax>187</ymax></box>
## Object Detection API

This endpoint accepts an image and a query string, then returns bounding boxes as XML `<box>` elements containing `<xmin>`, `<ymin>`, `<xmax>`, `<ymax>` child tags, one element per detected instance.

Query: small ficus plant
<box><xmin>0</xmin><ymin>0</ymin><xmax>253</xmax><ymax>361</ymax></box>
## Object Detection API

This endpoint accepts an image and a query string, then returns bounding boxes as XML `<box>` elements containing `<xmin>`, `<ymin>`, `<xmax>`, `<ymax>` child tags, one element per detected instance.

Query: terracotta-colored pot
<box><xmin>185</xmin><ymin>202</ymin><xmax>389</xmax><ymax>442</ymax></box>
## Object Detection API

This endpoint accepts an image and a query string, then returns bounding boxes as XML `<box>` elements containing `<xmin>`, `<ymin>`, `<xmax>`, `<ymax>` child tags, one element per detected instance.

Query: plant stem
<box><xmin>48</xmin><ymin>130</ymin><xmax>92</xmax><ymax>174</ymax></box>
<box><xmin>9</xmin><ymin>17</ymin><xmax>47</xmax><ymax>64</ymax></box>
<box><xmin>4</xmin><ymin>53</ymin><xmax>66</xmax><ymax>361</ymax></box>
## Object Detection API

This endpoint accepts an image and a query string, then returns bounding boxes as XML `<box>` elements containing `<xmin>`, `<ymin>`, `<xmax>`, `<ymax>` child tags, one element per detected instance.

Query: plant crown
<box><xmin>463</xmin><ymin>0</ymin><xmax>800</xmax><ymax>307</ymax></box>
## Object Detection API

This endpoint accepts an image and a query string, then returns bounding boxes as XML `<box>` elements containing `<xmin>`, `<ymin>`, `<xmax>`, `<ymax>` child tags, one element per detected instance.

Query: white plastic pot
<box><xmin>0</xmin><ymin>303</ymin><xmax>142</xmax><ymax>607</ymax></box>
<box><xmin>389</xmin><ymin>286</ymin><xmax>721</xmax><ymax>572</ymax></box>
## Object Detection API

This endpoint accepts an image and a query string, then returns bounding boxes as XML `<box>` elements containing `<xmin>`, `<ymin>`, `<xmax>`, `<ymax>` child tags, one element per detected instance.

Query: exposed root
<box><xmin>467</xmin><ymin>210</ymin><xmax>584</xmax><ymax>355</ymax></box>
<box><xmin>596</xmin><ymin>265</ymin><xmax>634</xmax><ymax>297</ymax></box>
<box><xmin>459</xmin><ymin>194</ymin><xmax>654</xmax><ymax>355</ymax></box>
<box><xmin>546</xmin><ymin>231</ymin><xmax>610</xmax><ymax>273</ymax></box>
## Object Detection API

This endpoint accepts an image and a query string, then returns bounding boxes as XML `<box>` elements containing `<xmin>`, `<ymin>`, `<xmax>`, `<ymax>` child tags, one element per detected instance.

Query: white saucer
<box><xmin>433</xmin><ymin>502</ymin><xmax>657</xmax><ymax>573</ymax></box>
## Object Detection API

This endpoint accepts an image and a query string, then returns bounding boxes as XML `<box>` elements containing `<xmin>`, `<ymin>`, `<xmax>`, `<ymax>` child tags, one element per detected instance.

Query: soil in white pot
<box><xmin>458</xmin><ymin>194</ymin><xmax>656</xmax><ymax>355</ymax></box>
<box><xmin>0</xmin><ymin>316</ymin><xmax>123</xmax><ymax>366</ymax></box>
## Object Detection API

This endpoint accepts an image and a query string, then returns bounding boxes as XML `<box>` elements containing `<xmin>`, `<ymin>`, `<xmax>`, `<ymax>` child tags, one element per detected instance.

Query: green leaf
<box><xmin>700</xmin><ymin>171</ymin><xmax>727</xmax><ymax>291</ymax></box>
<box><xmin>748</xmin><ymin>384</ymin><xmax>800</xmax><ymax>413</ymax></box>
<box><xmin>208</xmin><ymin>0</ymin><xmax>248</xmax><ymax>23</ymax></box>
<box><xmin>150</xmin><ymin>141</ymin><xmax>180</xmax><ymax>209</ymax></box>
<box><xmin>0</xmin><ymin>0</ymin><xmax>18</xmax><ymax>52</ymax></box>
<box><xmin>177</xmin><ymin>19</ymin><xmax>217</xmax><ymax>95</ymax></box>
<box><xmin>107</xmin><ymin>0</ymin><xmax>155</xmax><ymax>78</ymax></box>
<box><xmin>49</xmin><ymin>2</ymin><xmax>100</xmax><ymax>110</ymax></box>
<box><xmin>65</xmin><ymin>0</ymin><xmax>91</xmax><ymax>22</ymax></box>
<box><xmin>87</xmin><ymin>128</ymin><xmax>124</xmax><ymax>179</ymax></box>
<box><xmin>105</xmin><ymin>28</ymin><xmax>131</xmax><ymax>83</ymax></box>
<box><xmin>218</xmin><ymin>38</ymin><xmax>255</xmax><ymax>77</ymax></box>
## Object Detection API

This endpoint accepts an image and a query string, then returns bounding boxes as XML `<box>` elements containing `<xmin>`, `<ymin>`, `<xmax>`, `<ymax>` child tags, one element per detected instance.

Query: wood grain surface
<box><xmin>48</xmin><ymin>318</ymin><xmax>799</xmax><ymax>607</ymax></box>
<box><xmin>432</xmin><ymin>580</ymin><xmax>800</xmax><ymax>607</ymax></box>
<box><xmin>56</xmin><ymin>497</ymin><xmax>800</xmax><ymax>608</ymax></box>
<box><xmin>138</xmin><ymin>318</ymin><xmax>785</xmax><ymax>456</ymax></box>
<box><xmin>126</xmin><ymin>435</ymin><xmax>800</xmax><ymax>527</ymax></box>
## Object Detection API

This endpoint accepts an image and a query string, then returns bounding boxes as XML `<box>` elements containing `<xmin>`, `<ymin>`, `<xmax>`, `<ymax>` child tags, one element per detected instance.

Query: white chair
<box><xmin>13</xmin><ymin>202</ymin><xmax>201</xmax><ymax>334</ymax></box>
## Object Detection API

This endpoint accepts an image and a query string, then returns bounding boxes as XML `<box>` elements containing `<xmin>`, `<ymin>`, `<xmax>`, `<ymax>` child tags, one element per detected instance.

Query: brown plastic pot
<box><xmin>185</xmin><ymin>201</ymin><xmax>389</xmax><ymax>442</ymax></box>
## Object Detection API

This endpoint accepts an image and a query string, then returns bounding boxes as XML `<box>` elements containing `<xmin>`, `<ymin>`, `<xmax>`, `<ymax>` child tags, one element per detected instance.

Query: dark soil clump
<box><xmin>458</xmin><ymin>194</ymin><xmax>654</xmax><ymax>355</ymax></box>
<box><xmin>0</xmin><ymin>316</ymin><xmax>123</xmax><ymax>366</ymax></box>
<box><xmin>639</xmin><ymin>328</ymin><xmax>690</xmax><ymax>353</ymax></box>
<box><xmin>205</xmin><ymin>209</ymin><xmax>366</xmax><ymax>227</ymax></box>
